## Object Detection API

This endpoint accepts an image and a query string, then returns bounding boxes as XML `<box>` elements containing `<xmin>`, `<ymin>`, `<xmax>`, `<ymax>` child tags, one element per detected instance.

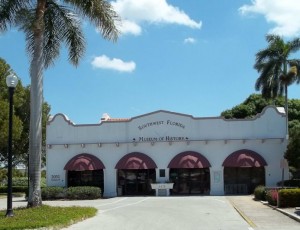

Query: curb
<box><xmin>261</xmin><ymin>201</ymin><xmax>300</xmax><ymax>223</ymax></box>
<box><xmin>276</xmin><ymin>208</ymin><xmax>300</xmax><ymax>223</ymax></box>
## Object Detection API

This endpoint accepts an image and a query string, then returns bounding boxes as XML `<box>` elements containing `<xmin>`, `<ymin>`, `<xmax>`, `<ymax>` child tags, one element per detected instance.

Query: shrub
<box><xmin>0</xmin><ymin>186</ymin><xmax>28</xmax><ymax>193</ymax></box>
<box><xmin>254</xmin><ymin>185</ymin><xmax>266</xmax><ymax>201</ymax></box>
<box><xmin>277</xmin><ymin>179</ymin><xmax>300</xmax><ymax>187</ymax></box>
<box><xmin>40</xmin><ymin>177</ymin><xmax>46</xmax><ymax>187</ymax></box>
<box><xmin>278</xmin><ymin>188</ymin><xmax>300</xmax><ymax>208</ymax></box>
<box><xmin>12</xmin><ymin>177</ymin><xmax>28</xmax><ymax>186</ymax></box>
<box><xmin>66</xmin><ymin>186</ymin><xmax>101</xmax><ymax>200</ymax></box>
<box><xmin>42</xmin><ymin>187</ymin><xmax>65</xmax><ymax>200</ymax></box>
<box><xmin>266</xmin><ymin>189</ymin><xmax>278</xmax><ymax>206</ymax></box>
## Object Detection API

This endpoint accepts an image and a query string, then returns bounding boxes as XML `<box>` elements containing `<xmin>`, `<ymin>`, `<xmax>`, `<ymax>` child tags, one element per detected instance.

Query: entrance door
<box><xmin>224</xmin><ymin>167</ymin><xmax>265</xmax><ymax>194</ymax></box>
<box><xmin>67</xmin><ymin>170</ymin><xmax>104</xmax><ymax>193</ymax></box>
<box><xmin>118</xmin><ymin>169</ymin><xmax>155</xmax><ymax>195</ymax></box>
<box><xmin>170</xmin><ymin>168</ymin><xmax>210</xmax><ymax>195</ymax></box>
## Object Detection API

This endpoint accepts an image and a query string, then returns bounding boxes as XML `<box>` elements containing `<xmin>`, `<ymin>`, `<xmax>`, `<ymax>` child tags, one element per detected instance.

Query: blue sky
<box><xmin>1</xmin><ymin>0</ymin><xmax>300</xmax><ymax>124</ymax></box>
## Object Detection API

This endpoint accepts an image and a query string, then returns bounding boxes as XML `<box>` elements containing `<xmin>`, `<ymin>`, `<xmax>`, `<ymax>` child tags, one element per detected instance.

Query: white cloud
<box><xmin>91</xmin><ymin>55</ymin><xmax>136</xmax><ymax>72</ymax></box>
<box><xmin>111</xmin><ymin>0</ymin><xmax>202</xmax><ymax>36</ymax></box>
<box><xmin>116</xmin><ymin>19</ymin><xmax>142</xmax><ymax>36</ymax></box>
<box><xmin>239</xmin><ymin>0</ymin><xmax>300</xmax><ymax>37</ymax></box>
<box><xmin>184</xmin><ymin>37</ymin><xmax>197</xmax><ymax>44</ymax></box>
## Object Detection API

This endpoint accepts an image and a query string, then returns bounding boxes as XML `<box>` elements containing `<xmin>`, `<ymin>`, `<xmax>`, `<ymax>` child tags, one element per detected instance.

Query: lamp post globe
<box><xmin>5</xmin><ymin>72</ymin><xmax>18</xmax><ymax>217</ymax></box>
<box><xmin>6</xmin><ymin>73</ymin><xmax>18</xmax><ymax>88</ymax></box>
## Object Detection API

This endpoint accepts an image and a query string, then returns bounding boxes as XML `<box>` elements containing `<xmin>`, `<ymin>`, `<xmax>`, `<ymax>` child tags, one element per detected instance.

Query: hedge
<box><xmin>266</xmin><ymin>189</ymin><xmax>278</xmax><ymax>206</ymax></box>
<box><xmin>41</xmin><ymin>186</ymin><xmax>101</xmax><ymax>200</ymax></box>
<box><xmin>278</xmin><ymin>188</ymin><xmax>300</xmax><ymax>208</ymax></box>
<box><xmin>1</xmin><ymin>177</ymin><xmax>46</xmax><ymax>187</ymax></box>
<box><xmin>0</xmin><ymin>186</ymin><xmax>28</xmax><ymax>193</ymax></box>
<box><xmin>277</xmin><ymin>179</ymin><xmax>300</xmax><ymax>187</ymax></box>
<box><xmin>66</xmin><ymin>186</ymin><xmax>101</xmax><ymax>200</ymax></box>
<box><xmin>254</xmin><ymin>185</ymin><xmax>266</xmax><ymax>201</ymax></box>
<box><xmin>42</xmin><ymin>187</ymin><xmax>65</xmax><ymax>200</ymax></box>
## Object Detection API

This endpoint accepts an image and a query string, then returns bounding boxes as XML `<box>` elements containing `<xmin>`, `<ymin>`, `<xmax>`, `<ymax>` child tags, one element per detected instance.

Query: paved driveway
<box><xmin>1</xmin><ymin>196</ymin><xmax>299</xmax><ymax>230</ymax></box>
<box><xmin>60</xmin><ymin>196</ymin><xmax>250</xmax><ymax>230</ymax></box>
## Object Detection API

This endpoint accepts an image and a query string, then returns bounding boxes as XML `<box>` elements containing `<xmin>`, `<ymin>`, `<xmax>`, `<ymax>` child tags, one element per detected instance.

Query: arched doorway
<box><xmin>64</xmin><ymin>153</ymin><xmax>105</xmax><ymax>192</ymax></box>
<box><xmin>168</xmin><ymin>151</ymin><xmax>211</xmax><ymax>195</ymax></box>
<box><xmin>115</xmin><ymin>152</ymin><xmax>157</xmax><ymax>195</ymax></box>
<box><xmin>223</xmin><ymin>149</ymin><xmax>267</xmax><ymax>194</ymax></box>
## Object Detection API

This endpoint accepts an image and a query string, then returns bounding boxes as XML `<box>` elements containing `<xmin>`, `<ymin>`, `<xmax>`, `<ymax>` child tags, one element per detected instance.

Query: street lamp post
<box><xmin>5</xmin><ymin>73</ymin><xmax>18</xmax><ymax>217</ymax></box>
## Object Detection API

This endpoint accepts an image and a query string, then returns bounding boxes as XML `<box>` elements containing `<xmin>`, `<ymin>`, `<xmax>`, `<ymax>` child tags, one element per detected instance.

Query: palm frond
<box><xmin>254</xmin><ymin>34</ymin><xmax>300</xmax><ymax>99</ymax></box>
<box><xmin>255</xmin><ymin>59</ymin><xmax>284</xmax><ymax>98</ymax></box>
<box><xmin>0</xmin><ymin>0</ymin><xmax>32</xmax><ymax>31</ymax></box>
<box><xmin>288</xmin><ymin>38</ymin><xmax>300</xmax><ymax>53</ymax></box>
<box><xmin>64</xmin><ymin>0</ymin><xmax>119</xmax><ymax>41</ymax></box>
<box><xmin>43</xmin><ymin>1</ymin><xmax>85</xmax><ymax>67</ymax></box>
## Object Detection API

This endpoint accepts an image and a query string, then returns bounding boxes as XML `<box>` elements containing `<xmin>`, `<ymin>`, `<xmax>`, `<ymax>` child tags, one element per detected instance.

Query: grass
<box><xmin>0</xmin><ymin>205</ymin><xmax>97</xmax><ymax>229</ymax></box>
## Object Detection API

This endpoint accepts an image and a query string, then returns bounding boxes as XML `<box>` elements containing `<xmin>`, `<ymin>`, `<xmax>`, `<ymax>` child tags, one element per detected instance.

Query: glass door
<box><xmin>118</xmin><ymin>169</ymin><xmax>155</xmax><ymax>195</ymax></box>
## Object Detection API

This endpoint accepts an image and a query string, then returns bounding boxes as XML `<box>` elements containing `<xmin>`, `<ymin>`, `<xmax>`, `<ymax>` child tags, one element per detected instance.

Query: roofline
<box><xmin>47</xmin><ymin>106</ymin><xmax>285</xmax><ymax>127</ymax></box>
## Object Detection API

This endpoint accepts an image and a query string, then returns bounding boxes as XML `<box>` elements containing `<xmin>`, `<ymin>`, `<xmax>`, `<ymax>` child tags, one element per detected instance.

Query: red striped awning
<box><xmin>115</xmin><ymin>152</ymin><xmax>157</xmax><ymax>169</ymax></box>
<box><xmin>64</xmin><ymin>153</ymin><xmax>105</xmax><ymax>171</ymax></box>
<box><xmin>168</xmin><ymin>151</ymin><xmax>211</xmax><ymax>168</ymax></box>
<box><xmin>222</xmin><ymin>149</ymin><xmax>267</xmax><ymax>167</ymax></box>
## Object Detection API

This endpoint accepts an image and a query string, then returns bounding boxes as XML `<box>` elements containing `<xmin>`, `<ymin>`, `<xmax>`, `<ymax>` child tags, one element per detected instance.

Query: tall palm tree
<box><xmin>0</xmin><ymin>0</ymin><xmax>119</xmax><ymax>207</ymax></box>
<box><xmin>254</xmin><ymin>34</ymin><xmax>300</xmax><ymax>136</ymax></box>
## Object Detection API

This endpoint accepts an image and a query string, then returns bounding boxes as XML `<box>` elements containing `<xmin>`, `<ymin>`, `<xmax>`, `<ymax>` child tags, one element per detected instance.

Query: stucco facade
<box><xmin>46</xmin><ymin>106</ymin><xmax>288</xmax><ymax>197</ymax></box>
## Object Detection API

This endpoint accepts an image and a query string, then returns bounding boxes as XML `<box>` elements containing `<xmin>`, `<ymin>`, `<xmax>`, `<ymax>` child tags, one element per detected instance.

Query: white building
<box><xmin>46</xmin><ymin>106</ymin><xmax>288</xmax><ymax>197</ymax></box>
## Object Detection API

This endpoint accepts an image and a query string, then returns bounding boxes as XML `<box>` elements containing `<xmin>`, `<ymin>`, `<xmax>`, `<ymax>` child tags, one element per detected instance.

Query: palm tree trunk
<box><xmin>27</xmin><ymin>0</ymin><xmax>46</xmax><ymax>208</ymax></box>
<box><xmin>285</xmin><ymin>83</ymin><xmax>289</xmax><ymax>139</ymax></box>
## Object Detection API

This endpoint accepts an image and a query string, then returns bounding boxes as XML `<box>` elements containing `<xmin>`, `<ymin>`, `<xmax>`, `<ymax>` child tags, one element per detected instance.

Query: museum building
<box><xmin>46</xmin><ymin>106</ymin><xmax>289</xmax><ymax>197</ymax></box>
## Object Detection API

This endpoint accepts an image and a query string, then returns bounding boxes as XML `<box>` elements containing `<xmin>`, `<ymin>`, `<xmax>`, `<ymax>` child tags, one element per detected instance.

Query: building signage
<box><xmin>138</xmin><ymin>120</ymin><xmax>185</xmax><ymax>130</ymax></box>
<box><xmin>51</xmin><ymin>175</ymin><xmax>60</xmax><ymax>181</ymax></box>
<box><xmin>136</xmin><ymin>120</ymin><xmax>188</xmax><ymax>142</ymax></box>
<box><xmin>137</xmin><ymin>136</ymin><xmax>188</xmax><ymax>142</ymax></box>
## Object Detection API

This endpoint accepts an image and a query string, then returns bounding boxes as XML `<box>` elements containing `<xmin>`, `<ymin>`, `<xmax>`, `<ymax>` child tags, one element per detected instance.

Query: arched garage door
<box><xmin>115</xmin><ymin>152</ymin><xmax>157</xmax><ymax>195</ymax></box>
<box><xmin>168</xmin><ymin>151</ymin><xmax>211</xmax><ymax>195</ymax></box>
<box><xmin>64</xmin><ymin>153</ymin><xmax>105</xmax><ymax>192</ymax></box>
<box><xmin>223</xmin><ymin>149</ymin><xmax>267</xmax><ymax>194</ymax></box>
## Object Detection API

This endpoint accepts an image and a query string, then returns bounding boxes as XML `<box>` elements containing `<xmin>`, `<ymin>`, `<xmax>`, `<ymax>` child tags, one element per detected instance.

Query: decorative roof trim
<box><xmin>47</xmin><ymin>106</ymin><xmax>285</xmax><ymax>127</ymax></box>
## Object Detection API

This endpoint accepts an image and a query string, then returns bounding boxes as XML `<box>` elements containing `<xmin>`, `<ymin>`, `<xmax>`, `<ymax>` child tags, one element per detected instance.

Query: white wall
<box><xmin>46</xmin><ymin>106</ymin><xmax>287</xmax><ymax>196</ymax></box>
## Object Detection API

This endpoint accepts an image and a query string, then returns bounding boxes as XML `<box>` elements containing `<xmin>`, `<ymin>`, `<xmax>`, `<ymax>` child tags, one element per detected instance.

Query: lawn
<box><xmin>0</xmin><ymin>205</ymin><xmax>97</xmax><ymax>229</ymax></box>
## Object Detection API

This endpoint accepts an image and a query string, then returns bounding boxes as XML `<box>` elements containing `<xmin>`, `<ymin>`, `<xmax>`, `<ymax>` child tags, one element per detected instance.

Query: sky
<box><xmin>1</xmin><ymin>0</ymin><xmax>300</xmax><ymax>124</ymax></box>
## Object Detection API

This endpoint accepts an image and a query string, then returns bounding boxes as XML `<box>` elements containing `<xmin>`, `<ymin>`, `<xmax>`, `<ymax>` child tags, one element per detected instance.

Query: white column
<box><xmin>210</xmin><ymin>167</ymin><xmax>224</xmax><ymax>195</ymax></box>
<box><xmin>103</xmin><ymin>168</ymin><xmax>117</xmax><ymax>197</ymax></box>
<box><xmin>165</xmin><ymin>168</ymin><xmax>170</xmax><ymax>181</ymax></box>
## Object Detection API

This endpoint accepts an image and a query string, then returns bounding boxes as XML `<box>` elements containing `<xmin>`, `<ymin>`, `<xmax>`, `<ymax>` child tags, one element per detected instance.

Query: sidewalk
<box><xmin>227</xmin><ymin>195</ymin><xmax>300</xmax><ymax>229</ymax></box>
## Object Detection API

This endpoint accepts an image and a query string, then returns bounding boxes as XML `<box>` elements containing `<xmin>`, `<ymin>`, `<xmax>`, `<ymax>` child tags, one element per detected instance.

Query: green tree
<box><xmin>285</xmin><ymin>125</ymin><xmax>300</xmax><ymax>178</ymax></box>
<box><xmin>254</xmin><ymin>34</ymin><xmax>300</xmax><ymax>135</ymax></box>
<box><xmin>0</xmin><ymin>58</ymin><xmax>50</xmax><ymax>169</ymax></box>
<box><xmin>0</xmin><ymin>57</ymin><xmax>24</xmax><ymax>166</ymax></box>
<box><xmin>221</xmin><ymin>94</ymin><xmax>300</xmax><ymax>178</ymax></box>
<box><xmin>221</xmin><ymin>94</ymin><xmax>285</xmax><ymax>119</ymax></box>
<box><xmin>0</xmin><ymin>0</ymin><xmax>119</xmax><ymax>207</ymax></box>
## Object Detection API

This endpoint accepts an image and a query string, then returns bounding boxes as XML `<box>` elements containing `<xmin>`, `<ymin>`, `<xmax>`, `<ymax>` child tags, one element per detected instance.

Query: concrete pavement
<box><xmin>0</xmin><ymin>195</ymin><xmax>300</xmax><ymax>230</ymax></box>
<box><xmin>228</xmin><ymin>195</ymin><xmax>300</xmax><ymax>230</ymax></box>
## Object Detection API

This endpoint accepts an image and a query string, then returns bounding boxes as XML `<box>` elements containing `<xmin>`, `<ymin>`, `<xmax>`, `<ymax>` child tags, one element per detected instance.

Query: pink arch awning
<box><xmin>115</xmin><ymin>152</ymin><xmax>157</xmax><ymax>169</ymax></box>
<box><xmin>222</xmin><ymin>149</ymin><xmax>267</xmax><ymax>167</ymax></box>
<box><xmin>64</xmin><ymin>153</ymin><xmax>105</xmax><ymax>171</ymax></box>
<box><xmin>168</xmin><ymin>151</ymin><xmax>211</xmax><ymax>168</ymax></box>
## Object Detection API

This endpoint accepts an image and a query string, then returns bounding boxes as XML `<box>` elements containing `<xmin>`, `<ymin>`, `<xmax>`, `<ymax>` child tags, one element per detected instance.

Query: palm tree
<box><xmin>254</xmin><ymin>34</ymin><xmax>300</xmax><ymax>136</ymax></box>
<box><xmin>0</xmin><ymin>0</ymin><xmax>119</xmax><ymax>207</ymax></box>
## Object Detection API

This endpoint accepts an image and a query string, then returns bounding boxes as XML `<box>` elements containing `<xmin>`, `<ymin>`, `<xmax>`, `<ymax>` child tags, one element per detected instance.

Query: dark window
<box><xmin>170</xmin><ymin>168</ymin><xmax>210</xmax><ymax>195</ymax></box>
<box><xmin>159</xmin><ymin>169</ymin><xmax>165</xmax><ymax>177</ymax></box>
<box><xmin>67</xmin><ymin>170</ymin><xmax>104</xmax><ymax>193</ymax></box>
<box><xmin>117</xmin><ymin>169</ymin><xmax>156</xmax><ymax>195</ymax></box>
<box><xmin>224</xmin><ymin>167</ymin><xmax>265</xmax><ymax>194</ymax></box>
